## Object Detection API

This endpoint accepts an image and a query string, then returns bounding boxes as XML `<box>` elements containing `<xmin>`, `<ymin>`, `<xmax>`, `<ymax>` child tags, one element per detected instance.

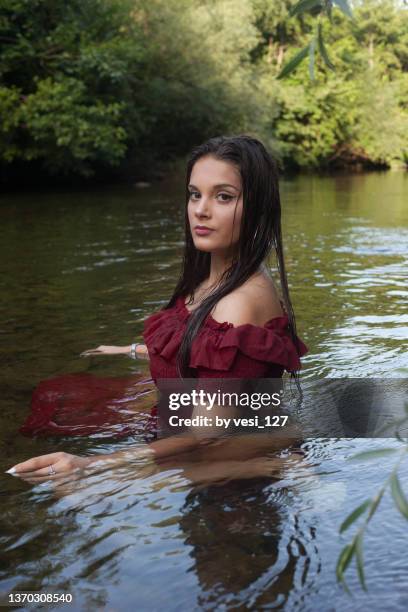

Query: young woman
<box><xmin>6</xmin><ymin>134</ymin><xmax>308</xmax><ymax>482</ymax></box>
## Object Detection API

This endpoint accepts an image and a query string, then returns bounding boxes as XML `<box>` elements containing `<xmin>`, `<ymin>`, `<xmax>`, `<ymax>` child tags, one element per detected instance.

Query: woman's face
<box><xmin>187</xmin><ymin>155</ymin><xmax>243</xmax><ymax>255</ymax></box>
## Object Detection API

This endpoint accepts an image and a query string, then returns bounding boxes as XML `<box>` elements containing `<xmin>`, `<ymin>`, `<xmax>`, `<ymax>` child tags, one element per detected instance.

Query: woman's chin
<box><xmin>192</xmin><ymin>236</ymin><xmax>238</xmax><ymax>256</ymax></box>
<box><xmin>192</xmin><ymin>238</ymin><xmax>216</xmax><ymax>252</ymax></box>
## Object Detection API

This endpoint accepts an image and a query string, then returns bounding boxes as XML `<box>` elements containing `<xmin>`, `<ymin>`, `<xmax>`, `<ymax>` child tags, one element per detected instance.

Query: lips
<box><xmin>194</xmin><ymin>226</ymin><xmax>214</xmax><ymax>236</ymax></box>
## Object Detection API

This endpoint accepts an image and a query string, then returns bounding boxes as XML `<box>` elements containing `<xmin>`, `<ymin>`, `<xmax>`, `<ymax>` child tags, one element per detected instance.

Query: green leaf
<box><xmin>355</xmin><ymin>532</ymin><xmax>367</xmax><ymax>591</ymax></box>
<box><xmin>277</xmin><ymin>44</ymin><xmax>310</xmax><ymax>79</ymax></box>
<box><xmin>290</xmin><ymin>0</ymin><xmax>323</xmax><ymax>17</ymax></box>
<box><xmin>332</xmin><ymin>0</ymin><xmax>353</xmax><ymax>19</ymax></box>
<box><xmin>336</xmin><ymin>540</ymin><xmax>356</xmax><ymax>585</ymax></box>
<box><xmin>309</xmin><ymin>36</ymin><xmax>316</xmax><ymax>81</ymax></box>
<box><xmin>349</xmin><ymin>448</ymin><xmax>400</xmax><ymax>461</ymax></box>
<box><xmin>390</xmin><ymin>473</ymin><xmax>408</xmax><ymax>520</ymax></box>
<box><xmin>339</xmin><ymin>499</ymin><xmax>370</xmax><ymax>533</ymax></box>
<box><xmin>367</xmin><ymin>489</ymin><xmax>384</xmax><ymax>520</ymax></box>
<box><xmin>317</xmin><ymin>22</ymin><xmax>335</xmax><ymax>70</ymax></box>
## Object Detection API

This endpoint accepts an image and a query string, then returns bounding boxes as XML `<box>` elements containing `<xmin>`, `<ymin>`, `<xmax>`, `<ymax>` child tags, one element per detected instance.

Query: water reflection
<box><xmin>178</xmin><ymin>480</ymin><xmax>316</xmax><ymax>609</ymax></box>
<box><xmin>2</xmin><ymin>450</ymin><xmax>320</xmax><ymax>609</ymax></box>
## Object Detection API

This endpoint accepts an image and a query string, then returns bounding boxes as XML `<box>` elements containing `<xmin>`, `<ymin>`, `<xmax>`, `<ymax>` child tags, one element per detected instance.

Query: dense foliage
<box><xmin>0</xmin><ymin>0</ymin><xmax>407</xmax><ymax>179</ymax></box>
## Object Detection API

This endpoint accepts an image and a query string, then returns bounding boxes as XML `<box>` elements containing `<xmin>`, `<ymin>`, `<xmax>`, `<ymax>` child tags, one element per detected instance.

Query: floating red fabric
<box><xmin>19</xmin><ymin>373</ymin><xmax>156</xmax><ymax>439</ymax></box>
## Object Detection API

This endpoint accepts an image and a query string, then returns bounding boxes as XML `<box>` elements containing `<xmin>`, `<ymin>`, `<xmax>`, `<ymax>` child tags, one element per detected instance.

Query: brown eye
<box><xmin>217</xmin><ymin>193</ymin><xmax>234</xmax><ymax>203</ymax></box>
<box><xmin>189</xmin><ymin>191</ymin><xmax>200</xmax><ymax>201</ymax></box>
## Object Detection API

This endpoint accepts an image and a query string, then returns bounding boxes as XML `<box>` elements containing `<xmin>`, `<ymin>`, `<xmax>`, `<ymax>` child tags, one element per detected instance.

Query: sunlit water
<box><xmin>1</xmin><ymin>170</ymin><xmax>407</xmax><ymax>610</ymax></box>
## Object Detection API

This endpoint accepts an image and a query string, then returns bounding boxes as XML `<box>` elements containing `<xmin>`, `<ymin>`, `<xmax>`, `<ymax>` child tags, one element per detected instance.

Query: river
<box><xmin>1</xmin><ymin>169</ymin><xmax>407</xmax><ymax>610</ymax></box>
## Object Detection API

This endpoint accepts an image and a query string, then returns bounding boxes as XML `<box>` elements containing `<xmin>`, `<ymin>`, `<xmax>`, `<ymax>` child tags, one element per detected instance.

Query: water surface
<box><xmin>1</xmin><ymin>170</ymin><xmax>407</xmax><ymax>610</ymax></box>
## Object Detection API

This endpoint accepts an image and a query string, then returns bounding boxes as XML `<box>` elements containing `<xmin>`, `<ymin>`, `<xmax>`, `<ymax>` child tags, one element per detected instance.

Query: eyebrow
<box><xmin>188</xmin><ymin>183</ymin><xmax>239</xmax><ymax>191</ymax></box>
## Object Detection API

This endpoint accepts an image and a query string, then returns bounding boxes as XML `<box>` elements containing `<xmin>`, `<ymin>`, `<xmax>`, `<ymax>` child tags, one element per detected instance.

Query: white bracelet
<box><xmin>130</xmin><ymin>343</ymin><xmax>139</xmax><ymax>358</ymax></box>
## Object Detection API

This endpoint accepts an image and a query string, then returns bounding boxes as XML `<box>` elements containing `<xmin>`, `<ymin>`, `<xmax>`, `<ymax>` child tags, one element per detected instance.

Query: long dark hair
<box><xmin>166</xmin><ymin>134</ymin><xmax>302</xmax><ymax>384</ymax></box>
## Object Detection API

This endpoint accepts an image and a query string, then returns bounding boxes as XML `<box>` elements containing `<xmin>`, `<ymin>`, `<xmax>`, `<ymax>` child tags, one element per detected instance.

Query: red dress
<box><xmin>20</xmin><ymin>296</ymin><xmax>308</xmax><ymax>438</ymax></box>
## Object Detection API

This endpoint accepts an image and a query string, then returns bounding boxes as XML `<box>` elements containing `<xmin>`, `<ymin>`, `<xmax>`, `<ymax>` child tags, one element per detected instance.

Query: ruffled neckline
<box><xmin>143</xmin><ymin>294</ymin><xmax>308</xmax><ymax>373</ymax></box>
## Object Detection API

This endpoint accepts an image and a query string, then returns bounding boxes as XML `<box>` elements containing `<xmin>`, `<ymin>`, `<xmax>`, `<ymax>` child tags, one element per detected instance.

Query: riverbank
<box><xmin>2</xmin><ymin>153</ymin><xmax>406</xmax><ymax>194</ymax></box>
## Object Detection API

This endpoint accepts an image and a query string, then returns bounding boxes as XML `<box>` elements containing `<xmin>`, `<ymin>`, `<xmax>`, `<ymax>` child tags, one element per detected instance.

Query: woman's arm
<box><xmin>5</xmin><ymin>433</ymin><xmax>209</xmax><ymax>478</ymax></box>
<box><xmin>80</xmin><ymin>343</ymin><xmax>149</xmax><ymax>359</ymax></box>
<box><xmin>5</xmin><ymin>443</ymin><xmax>305</xmax><ymax>489</ymax></box>
<box><xmin>6</xmin><ymin>426</ymin><xmax>300</xmax><ymax>484</ymax></box>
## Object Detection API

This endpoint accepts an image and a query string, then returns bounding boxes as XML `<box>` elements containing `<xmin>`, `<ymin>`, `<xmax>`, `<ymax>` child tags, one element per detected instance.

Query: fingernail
<box><xmin>5</xmin><ymin>467</ymin><xmax>16</xmax><ymax>475</ymax></box>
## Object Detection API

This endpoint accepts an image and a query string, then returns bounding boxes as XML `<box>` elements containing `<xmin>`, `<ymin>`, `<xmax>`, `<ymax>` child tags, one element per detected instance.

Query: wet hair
<box><xmin>166</xmin><ymin>134</ymin><xmax>302</xmax><ymax>386</ymax></box>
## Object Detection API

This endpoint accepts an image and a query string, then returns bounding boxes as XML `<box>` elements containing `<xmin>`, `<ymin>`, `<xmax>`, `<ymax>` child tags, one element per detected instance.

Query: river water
<box><xmin>1</xmin><ymin>170</ymin><xmax>407</xmax><ymax>610</ymax></box>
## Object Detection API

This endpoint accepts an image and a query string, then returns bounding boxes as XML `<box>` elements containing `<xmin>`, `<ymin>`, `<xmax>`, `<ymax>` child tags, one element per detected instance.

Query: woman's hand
<box><xmin>5</xmin><ymin>447</ymin><xmax>155</xmax><ymax>485</ymax></box>
<box><xmin>80</xmin><ymin>345</ymin><xmax>131</xmax><ymax>357</ymax></box>
<box><xmin>5</xmin><ymin>452</ymin><xmax>95</xmax><ymax>484</ymax></box>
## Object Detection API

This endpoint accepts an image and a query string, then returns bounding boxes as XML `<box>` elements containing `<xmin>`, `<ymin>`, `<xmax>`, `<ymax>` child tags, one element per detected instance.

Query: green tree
<box><xmin>129</xmin><ymin>0</ymin><xmax>262</xmax><ymax>162</ymax></box>
<box><xmin>0</xmin><ymin>0</ymin><xmax>148</xmax><ymax>176</ymax></box>
<box><xmin>1</xmin><ymin>0</ymin><xmax>407</xmax><ymax>178</ymax></box>
<box><xmin>0</xmin><ymin>0</ymin><xmax>264</xmax><ymax>179</ymax></box>
<box><xmin>252</xmin><ymin>0</ymin><xmax>408</xmax><ymax>169</ymax></box>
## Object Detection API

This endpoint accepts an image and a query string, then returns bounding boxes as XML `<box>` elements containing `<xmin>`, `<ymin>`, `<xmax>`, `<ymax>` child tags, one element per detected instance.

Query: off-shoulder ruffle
<box><xmin>142</xmin><ymin>296</ymin><xmax>308</xmax><ymax>374</ymax></box>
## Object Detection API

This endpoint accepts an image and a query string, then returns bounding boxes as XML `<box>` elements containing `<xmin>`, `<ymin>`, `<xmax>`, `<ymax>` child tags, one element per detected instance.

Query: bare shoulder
<box><xmin>211</xmin><ymin>270</ymin><xmax>284</xmax><ymax>327</ymax></box>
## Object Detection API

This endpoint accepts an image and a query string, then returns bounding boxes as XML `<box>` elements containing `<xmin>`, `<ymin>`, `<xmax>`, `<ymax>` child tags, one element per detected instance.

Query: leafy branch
<box><xmin>336</xmin><ymin>404</ymin><xmax>408</xmax><ymax>592</ymax></box>
<box><xmin>277</xmin><ymin>0</ymin><xmax>354</xmax><ymax>80</ymax></box>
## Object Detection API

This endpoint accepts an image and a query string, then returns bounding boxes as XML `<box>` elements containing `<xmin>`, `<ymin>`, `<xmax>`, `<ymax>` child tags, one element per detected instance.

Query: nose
<box><xmin>195</xmin><ymin>195</ymin><xmax>211</xmax><ymax>219</ymax></box>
